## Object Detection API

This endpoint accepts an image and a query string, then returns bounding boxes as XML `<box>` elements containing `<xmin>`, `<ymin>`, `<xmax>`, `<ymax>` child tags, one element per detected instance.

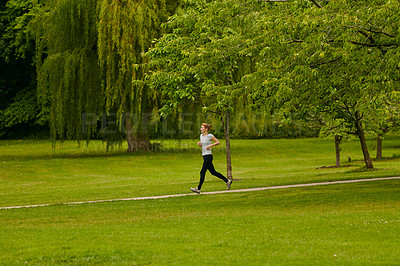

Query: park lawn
<box><xmin>0</xmin><ymin>136</ymin><xmax>400</xmax><ymax>207</ymax></box>
<box><xmin>0</xmin><ymin>180</ymin><xmax>399</xmax><ymax>264</ymax></box>
<box><xmin>0</xmin><ymin>136</ymin><xmax>399</xmax><ymax>264</ymax></box>
<box><xmin>0</xmin><ymin>137</ymin><xmax>399</xmax><ymax>264</ymax></box>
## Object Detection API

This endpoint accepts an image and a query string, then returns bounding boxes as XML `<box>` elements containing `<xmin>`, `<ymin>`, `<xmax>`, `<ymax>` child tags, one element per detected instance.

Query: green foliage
<box><xmin>0</xmin><ymin>0</ymin><xmax>41</xmax><ymax>138</ymax></box>
<box><xmin>33</xmin><ymin>0</ymin><xmax>103</xmax><ymax>141</ymax></box>
<box><xmin>4</xmin><ymin>0</ymin><xmax>400</xmax><ymax>146</ymax></box>
<box><xmin>368</xmin><ymin>90</ymin><xmax>400</xmax><ymax>137</ymax></box>
<box><xmin>97</xmin><ymin>0</ymin><xmax>169</xmax><ymax>129</ymax></box>
<box><xmin>32</xmin><ymin>0</ymin><xmax>176</xmax><ymax>143</ymax></box>
<box><xmin>146</xmin><ymin>0</ymin><xmax>400</xmax><ymax>166</ymax></box>
<box><xmin>147</xmin><ymin>0</ymin><xmax>264</xmax><ymax>117</ymax></box>
<box><xmin>242</xmin><ymin>0</ymin><xmax>400</xmax><ymax>167</ymax></box>
<box><xmin>0</xmin><ymin>89</ymin><xmax>35</xmax><ymax>126</ymax></box>
<box><xmin>0</xmin><ymin>88</ymin><xmax>40</xmax><ymax>138</ymax></box>
<box><xmin>0</xmin><ymin>0</ymin><xmax>35</xmax><ymax>62</ymax></box>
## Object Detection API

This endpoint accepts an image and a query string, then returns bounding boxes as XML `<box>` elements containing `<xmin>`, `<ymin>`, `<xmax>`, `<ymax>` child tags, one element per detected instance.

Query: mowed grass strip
<box><xmin>1</xmin><ymin>137</ymin><xmax>400</xmax><ymax>207</ymax></box>
<box><xmin>0</xmin><ymin>180</ymin><xmax>399</xmax><ymax>265</ymax></box>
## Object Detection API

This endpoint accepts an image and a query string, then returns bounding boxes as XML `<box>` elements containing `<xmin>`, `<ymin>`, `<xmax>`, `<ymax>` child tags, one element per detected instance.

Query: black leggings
<box><xmin>198</xmin><ymin>155</ymin><xmax>228</xmax><ymax>189</ymax></box>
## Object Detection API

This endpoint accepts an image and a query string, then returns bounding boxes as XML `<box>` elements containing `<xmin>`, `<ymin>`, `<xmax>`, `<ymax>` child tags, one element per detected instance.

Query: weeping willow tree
<box><xmin>33</xmin><ymin>0</ymin><xmax>103</xmax><ymax>143</ymax></box>
<box><xmin>33</xmin><ymin>0</ymin><xmax>179</xmax><ymax>150</ymax></box>
<box><xmin>97</xmin><ymin>0</ymin><xmax>170</xmax><ymax>151</ymax></box>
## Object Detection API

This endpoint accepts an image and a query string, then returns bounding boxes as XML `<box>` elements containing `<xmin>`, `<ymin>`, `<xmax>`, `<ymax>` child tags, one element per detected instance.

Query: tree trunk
<box><xmin>335</xmin><ymin>135</ymin><xmax>342</xmax><ymax>167</ymax></box>
<box><xmin>222</xmin><ymin>112</ymin><xmax>233</xmax><ymax>180</ymax></box>
<box><xmin>376</xmin><ymin>135</ymin><xmax>383</xmax><ymax>159</ymax></box>
<box><xmin>355</xmin><ymin>111</ymin><xmax>374</xmax><ymax>169</ymax></box>
<box><xmin>125</xmin><ymin>115</ymin><xmax>151</xmax><ymax>152</ymax></box>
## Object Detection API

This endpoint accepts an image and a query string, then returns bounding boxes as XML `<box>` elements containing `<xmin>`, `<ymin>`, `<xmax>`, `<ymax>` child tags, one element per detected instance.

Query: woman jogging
<box><xmin>190</xmin><ymin>123</ymin><xmax>232</xmax><ymax>194</ymax></box>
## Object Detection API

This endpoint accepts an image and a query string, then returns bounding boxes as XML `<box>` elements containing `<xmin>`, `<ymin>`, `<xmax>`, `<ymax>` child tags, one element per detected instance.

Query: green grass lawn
<box><xmin>0</xmin><ymin>136</ymin><xmax>399</xmax><ymax>264</ymax></box>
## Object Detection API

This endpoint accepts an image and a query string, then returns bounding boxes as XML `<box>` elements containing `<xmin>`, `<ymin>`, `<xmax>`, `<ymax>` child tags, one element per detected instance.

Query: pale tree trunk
<box><xmin>335</xmin><ymin>135</ymin><xmax>342</xmax><ymax>167</ymax></box>
<box><xmin>125</xmin><ymin>115</ymin><xmax>151</xmax><ymax>152</ymax></box>
<box><xmin>222</xmin><ymin>112</ymin><xmax>233</xmax><ymax>180</ymax></box>
<box><xmin>376</xmin><ymin>135</ymin><xmax>383</xmax><ymax>159</ymax></box>
<box><xmin>355</xmin><ymin>111</ymin><xmax>374</xmax><ymax>169</ymax></box>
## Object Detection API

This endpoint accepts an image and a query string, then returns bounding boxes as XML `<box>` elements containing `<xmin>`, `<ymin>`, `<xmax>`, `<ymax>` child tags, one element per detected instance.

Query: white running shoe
<box><xmin>190</xmin><ymin>187</ymin><xmax>201</xmax><ymax>194</ymax></box>
<box><xmin>226</xmin><ymin>179</ymin><xmax>233</xmax><ymax>190</ymax></box>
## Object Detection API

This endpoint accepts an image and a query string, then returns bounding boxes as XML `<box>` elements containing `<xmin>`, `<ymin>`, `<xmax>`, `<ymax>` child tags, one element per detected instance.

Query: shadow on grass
<box><xmin>316</xmin><ymin>157</ymin><xmax>399</xmax><ymax>173</ymax></box>
<box><xmin>1</xmin><ymin>152</ymin><xmax>130</xmax><ymax>161</ymax></box>
<box><xmin>0</xmin><ymin>146</ymin><xmax>200</xmax><ymax>162</ymax></box>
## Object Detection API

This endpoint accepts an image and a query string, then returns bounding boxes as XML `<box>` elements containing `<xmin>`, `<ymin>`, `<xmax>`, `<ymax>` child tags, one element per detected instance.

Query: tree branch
<box><xmin>338</xmin><ymin>102</ymin><xmax>356</xmax><ymax>122</ymax></box>
<box><xmin>347</xmin><ymin>25</ymin><xmax>397</xmax><ymax>38</ymax></box>
<box><xmin>357</xmin><ymin>29</ymin><xmax>374</xmax><ymax>43</ymax></box>
<box><xmin>309</xmin><ymin>0</ymin><xmax>322</xmax><ymax>8</ymax></box>
<box><xmin>345</xmin><ymin>130</ymin><xmax>358</xmax><ymax>136</ymax></box>
<box><xmin>310</xmin><ymin>56</ymin><xmax>342</xmax><ymax>67</ymax></box>
<box><xmin>363</xmin><ymin>28</ymin><xmax>396</xmax><ymax>38</ymax></box>
<box><xmin>204</xmin><ymin>107</ymin><xmax>221</xmax><ymax>116</ymax></box>
<box><xmin>288</xmin><ymin>39</ymin><xmax>304</xmax><ymax>44</ymax></box>
<box><xmin>350</xmin><ymin>41</ymin><xmax>399</xmax><ymax>48</ymax></box>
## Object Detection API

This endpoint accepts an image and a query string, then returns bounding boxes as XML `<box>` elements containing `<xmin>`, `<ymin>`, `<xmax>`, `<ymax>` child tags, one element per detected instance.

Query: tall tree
<box><xmin>97</xmin><ymin>0</ymin><xmax>171</xmax><ymax>151</ymax></box>
<box><xmin>369</xmin><ymin>91</ymin><xmax>400</xmax><ymax>159</ymax></box>
<box><xmin>33</xmin><ymin>0</ymin><xmax>176</xmax><ymax>147</ymax></box>
<box><xmin>247</xmin><ymin>0</ymin><xmax>400</xmax><ymax>169</ymax></box>
<box><xmin>148</xmin><ymin>0</ymin><xmax>264</xmax><ymax>179</ymax></box>
<box><xmin>33</xmin><ymin>0</ymin><xmax>103</xmax><ymax>142</ymax></box>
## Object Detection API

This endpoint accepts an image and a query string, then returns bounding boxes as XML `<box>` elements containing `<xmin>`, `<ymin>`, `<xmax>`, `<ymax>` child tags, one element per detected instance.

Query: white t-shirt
<box><xmin>200</xmin><ymin>134</ymin><xmax>214</xmax><ymax>156</ymax></box>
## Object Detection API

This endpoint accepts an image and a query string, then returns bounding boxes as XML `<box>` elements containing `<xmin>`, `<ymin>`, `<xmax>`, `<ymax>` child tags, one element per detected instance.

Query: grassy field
<box><xmin>0</xmin><ymin>136</ymin><xmax>399</xmax><ymax>264</ymax></box>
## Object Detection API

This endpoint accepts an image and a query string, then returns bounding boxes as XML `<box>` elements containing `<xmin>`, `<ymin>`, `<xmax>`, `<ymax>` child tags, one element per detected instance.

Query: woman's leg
<box><xmin>198</xmin><ymin>155</ymin><xmax>212</xmax><ymax>190</ymax></box>
<box><xmin>207</xmin><ymin>156</ymin><xmax>229</xmax><ymax>183</ymax></box>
